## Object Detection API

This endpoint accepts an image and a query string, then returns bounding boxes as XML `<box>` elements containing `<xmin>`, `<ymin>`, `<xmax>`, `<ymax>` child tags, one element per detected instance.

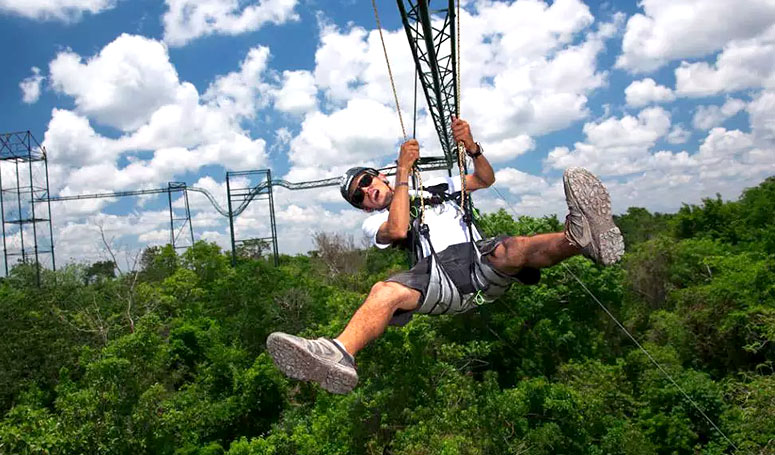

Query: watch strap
<box><xmin>467</xmin><ymin>142</ymin><xmax>483</xmax><ymax>158</ymax></box>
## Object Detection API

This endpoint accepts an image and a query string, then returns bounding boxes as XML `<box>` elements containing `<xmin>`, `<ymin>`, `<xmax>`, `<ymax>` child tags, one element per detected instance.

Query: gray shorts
<box><xmin>386</xmin><ymin>236</ymin><xmax>540</xmax><ymax>326</ymax></box>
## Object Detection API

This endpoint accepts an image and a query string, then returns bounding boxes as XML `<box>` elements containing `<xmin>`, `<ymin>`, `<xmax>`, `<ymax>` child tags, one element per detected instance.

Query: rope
<box><xmin>483</xmin><ymin>186</ymin><xmax>740</xmax><ymax>452</ymax></box>
<box><xmin>371</xmin><ymin>0</ymin><xmax>406</xmax><ymax>140</ymax></box>
<box><xmin>560</xmin><ymin>262</ymin><xmax>739</xmax><ymax>453</ymax></box>
<box><xmin>454</xmin><ymin>0</ymin><xmax>468</xmax><ymax>215</ymax></box>
<box><xmin>370</xmin><ymin>0</ymin><xmax>426</xmax><ymax>227</ymax></box>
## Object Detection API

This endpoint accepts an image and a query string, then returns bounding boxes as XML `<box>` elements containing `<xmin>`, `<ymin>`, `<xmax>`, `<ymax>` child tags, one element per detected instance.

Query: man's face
<box><xmin>350</xmin><ymin>171</ymin><xmax>392</xmax><ymax>210</ymax></box>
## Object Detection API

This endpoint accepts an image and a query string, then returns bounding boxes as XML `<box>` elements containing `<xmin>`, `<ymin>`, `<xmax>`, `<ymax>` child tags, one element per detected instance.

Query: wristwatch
<box><xmin>467</xmin><ymin>142</ymin><xmax>483</xmax><ymax>158</ymax></box>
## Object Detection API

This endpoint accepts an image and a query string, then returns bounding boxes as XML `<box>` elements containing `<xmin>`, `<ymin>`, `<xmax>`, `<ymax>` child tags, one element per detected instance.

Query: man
<box><xmin>267</xmin><ymin>117</ymin><xmax>624</xmax><ymax>394</ymax></box>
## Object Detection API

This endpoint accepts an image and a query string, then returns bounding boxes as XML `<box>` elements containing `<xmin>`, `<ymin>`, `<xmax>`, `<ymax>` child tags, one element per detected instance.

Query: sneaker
<box><xmin>563</xmin><ymin>167</ymin><xmax>625</xmax><ymax>265</ymax></box>
<box><xmin>266</xmin><ymin>332</ymin><xmax>358</xmax><ymax>394</ymax></box>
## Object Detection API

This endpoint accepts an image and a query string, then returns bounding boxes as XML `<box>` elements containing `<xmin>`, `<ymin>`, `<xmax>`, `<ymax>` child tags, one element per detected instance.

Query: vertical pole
<box><xmin>167</xmin><ymin>183</ymin><xmax>175</xmax><ymax>248</ymax></box>
<box><xmin>266</xmin><ymin>170</ymin><xmax>279</xmax><ymax>266</ymax></box>
<box><xmin>15</xmin><ymin>159</ymin><xmax>24</xmax><ymax>265</ymax></box>
<box><xmin>26</xmin><ymin>133</ymin><xmax>41</xmax><ymax>286</ymax></box>
<box><xmin>44</xmin><ymin>149</ymin><xmax>56</xmax><ymax>273</ymax></box>
<box><xmin>226</xmin><ymin>173</ymin><xmax>236</xmax><ymax>266</ymax></box>
<box><xmin>0</xmin><ymin>154</ymin><xmax>7</xmax><ymax>277</ymax></box>
<box><xmin>184</xmin><ymin>186</ymin><xmax>194</xmax><ymax>247</ymax></box>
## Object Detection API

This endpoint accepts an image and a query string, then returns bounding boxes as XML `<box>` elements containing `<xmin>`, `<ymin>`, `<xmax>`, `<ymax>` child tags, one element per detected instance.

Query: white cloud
<box><xmin>624</xmin><ymin>78</ymin><xmax>675</xmax><ymax>107</ymax></box>
<box><xmin>42</xmin><ymin>109</ymin><xmax>120</xmax><ymax>172</ymax></box>
<box><xmin>545</xmin><ymin>107</ymin><xmax>673</xmax><ymax>175</ymax></box>
<box><xmin>675</xmin><ymin>26</ymin><xmax>775</xmax><ymax>97</ymax></box>
<box><xmin>493</xmin><ymin>168</ymin><xmax>549</xmax><ymax>196</ymax></box>
<box><xmin>203</xmin><ymin>46</ymin><xmax>273</xmax><ymax>120</ymax></box>
<box><xmin>666</xmin><ymin>124</ymin><xmax>691</xmax><ymax>144</ymax></box>
<box><xmin>162</xmin><ymin>0</ymin><xmax>299</xmax><ymax>46</ymax></box>
<box><xmin>692</xmin><ymin>98</ymin><xmax>746</xmax><ymax>130</ymax></box>
<box><xmin>286</xmin><ymin>97</ymin><xmax>401</xmax><ymax>179</ymax></box>
<box><xmin>288</xmin><ymin>1</ymin><xmax>616</xmax><ymax>182</ymax></box>
<box><xmin>483</xmin><ymin>135</ymin><xmax>536</xmax><ymax>163</ymax></box>
<box><xmin>748</xmin><ymin>90</ymin><xmax>775</xmax><ymax>145</ymax></box>
<box><xmin>617</xmin><ymin>0</ymin><xmax>775</xmax><ymax>73</ymax></box>
<box><xmin>544</xmin><ymin>106</ymin><xmax>774</xmax><ymax>216</ymax></box>
<box><xmin>49</xmin><ymin>34</ymin><xmax>182</xmax><ymax>132</ymax></box>
<box><xmin>19</xmin><ymin>67</ymin><xmax>45</xmax><ymax>103</ymax></box>
<box><xmin>42</xmin><ymin>35</ymin><xmax>270</xmax><ymax>199</ymax></box>
<box><xmin>0</xmin><ymin>0</ymin><xmax>115</xmax><ymax>22</ymax></box>
<box><xmin>273</xmin><ymin>70</ymin><xmax>317</xmax><ymax>115</ymax></box>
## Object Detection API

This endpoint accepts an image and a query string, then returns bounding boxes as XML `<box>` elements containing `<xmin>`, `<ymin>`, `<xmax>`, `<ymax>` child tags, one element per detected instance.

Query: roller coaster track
<box><xmin>39</xmin><ymin>157</ymin><xmax>449</xmax><ymax>216</ymax></box>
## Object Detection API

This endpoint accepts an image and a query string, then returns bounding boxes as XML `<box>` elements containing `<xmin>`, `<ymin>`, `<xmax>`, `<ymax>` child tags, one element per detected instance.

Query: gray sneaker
<box><xmin>266</xmin><ymin>332</ymin><xmax>358</xmax><ymax>394</ymax></box>
<box><xmin>563</xmin><ymin>168</ymin><xmax>625</xmax><ymax>265</ymax></box>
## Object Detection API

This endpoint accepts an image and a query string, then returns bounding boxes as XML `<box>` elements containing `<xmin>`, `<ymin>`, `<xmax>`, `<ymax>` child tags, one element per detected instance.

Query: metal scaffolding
<box><xmin>3</xmin><ymin>1</ymin><xmax>464</xmax><ymax>275</ymax></box>
<box><xmin>0</xmin><ymin>131</ymin><xmax>55</xmax><ymax>284</ymax></box>
<box><xmin>167</xmin><ymin>182</ymin><xmax>194</xmax><ymax>251</ymax></box>
<box><xmin>397</xmin><ymin>0</ymin><xmax>459</xmax><ymax>168</ymax></box>
<box><xmin>227</xmin><ymin>169</ymin><xmax>278</xmax><ymax>266</ymax></box>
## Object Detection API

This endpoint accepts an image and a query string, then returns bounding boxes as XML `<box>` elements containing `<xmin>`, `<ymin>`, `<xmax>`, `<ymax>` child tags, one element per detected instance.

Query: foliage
<box><xmin>1</xmin><ymin>177</ymin><xmax>774</xmax><ymax>454</ymax></box>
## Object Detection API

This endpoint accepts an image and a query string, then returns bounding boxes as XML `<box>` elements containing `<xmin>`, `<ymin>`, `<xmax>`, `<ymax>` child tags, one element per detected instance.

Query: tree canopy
<box><xmin>1</xmin><ymin>177</ymin><xmax>774</xmax><ymax>454</ymax></box>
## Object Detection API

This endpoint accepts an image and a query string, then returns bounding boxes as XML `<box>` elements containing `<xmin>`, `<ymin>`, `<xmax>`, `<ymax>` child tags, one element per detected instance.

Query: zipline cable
<box><xmin>485</xmin><ymin>188</ymin><xmax>740</xmax><ymax>452</ymax></box>
<box><xmin>560</xmin><ymin>262</ymin><xmax>739</xmax><ymax>452</ymax></box>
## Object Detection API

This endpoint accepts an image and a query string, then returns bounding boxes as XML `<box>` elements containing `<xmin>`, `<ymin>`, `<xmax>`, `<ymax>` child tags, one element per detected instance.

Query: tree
<box><xmin>84</xmin><ymin>260</ymin><xmax>116</xmax><ymax>285</ymax></box>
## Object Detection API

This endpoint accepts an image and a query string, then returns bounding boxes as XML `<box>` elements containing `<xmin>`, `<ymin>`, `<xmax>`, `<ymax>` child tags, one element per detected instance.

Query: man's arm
<box><xmin>451</xmin><ymin>116</ymin><xmax>495</xmax><ymax>192</ymax></box>
<box><xmin>376</xmin><ymin>139</ymin><xmax>419</xmax><ymax>243</ymax></box>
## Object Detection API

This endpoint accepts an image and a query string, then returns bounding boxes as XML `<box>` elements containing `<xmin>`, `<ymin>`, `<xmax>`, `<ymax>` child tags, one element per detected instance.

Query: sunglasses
<box><xmin>350</xmin><ymin>173</ymin><xmax>375</xmax><ymax>207</ymax></box>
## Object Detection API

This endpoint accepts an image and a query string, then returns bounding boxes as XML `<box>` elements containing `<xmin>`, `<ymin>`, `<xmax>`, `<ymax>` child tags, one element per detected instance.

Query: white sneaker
<box><xmin>563</xmin><ymin>168</ymin><xmax>625</xmax><ymax>265</ymax></box>
<box><xmin>266</xmin><ymin>332</ymin><xmax>358</xmax><ymax>394</ymax></box>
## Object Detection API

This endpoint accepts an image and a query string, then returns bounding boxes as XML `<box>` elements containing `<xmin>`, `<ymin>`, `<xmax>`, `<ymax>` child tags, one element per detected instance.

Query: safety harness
<box><xmin>399</xmin><ymin>182</ymin><xmax>515</xmax><ymax>315</ymax></box>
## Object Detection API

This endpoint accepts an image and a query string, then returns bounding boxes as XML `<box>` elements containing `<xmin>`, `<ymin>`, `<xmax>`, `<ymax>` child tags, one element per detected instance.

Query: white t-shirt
<box><xmin>362</xmin><ymin>176</ymin><xmax>482</xmax><ymax>258</ymax></box>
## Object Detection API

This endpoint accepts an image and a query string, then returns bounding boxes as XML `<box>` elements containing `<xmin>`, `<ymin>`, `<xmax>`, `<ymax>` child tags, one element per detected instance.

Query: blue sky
<box><xmin>1</xmin><ymin>0</ymin><xmax>774</xmax><ymax>272</ymax></box>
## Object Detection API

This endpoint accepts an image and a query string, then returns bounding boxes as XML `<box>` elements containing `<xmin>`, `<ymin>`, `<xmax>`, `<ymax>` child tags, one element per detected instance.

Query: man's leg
<box><xmin>266</xmin><ymin>281</ymin><xmax>420</xmax><ymax>394</ymax></box>
<box><xmin>336</xmin><ymin>281</ymin><xmax>421</xmax><ymax>356</ymax></box>
<box><xmin>484</xmin><ymin>232</ymin><xmax>579</xmax><ymax>275</ymax></box>
<box><xmin>485</xmin><ymin>167</ymin><xmax>625</xmax><ymax>274</ymax></box>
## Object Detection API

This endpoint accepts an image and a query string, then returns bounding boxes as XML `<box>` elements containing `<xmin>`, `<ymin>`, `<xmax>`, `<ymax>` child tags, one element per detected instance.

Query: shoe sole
<box><xmin>266</xmin><ymin>332</ymin><xmax>358</xmax><ymax>394</ymax></box>
<box><xmin>564</xmin><ymin>168</ymin><xmax>625</xmax><ymax>265</ymax></box>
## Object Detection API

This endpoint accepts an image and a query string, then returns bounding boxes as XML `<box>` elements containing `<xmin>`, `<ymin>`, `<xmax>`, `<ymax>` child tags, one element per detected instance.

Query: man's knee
<box><xmin>488</xmin><ymin>236</ymin><xmax>528</xmax><ymax>270</ymax></box>
<box><xmin>500</xmin><ymin>236</ymin><xmax>527</xmax><ymax>257</ymax></box>
<box><xmin>369</xmin><ymin>281</ymin><xmax>420</xmax><ymax>311</ymax></box>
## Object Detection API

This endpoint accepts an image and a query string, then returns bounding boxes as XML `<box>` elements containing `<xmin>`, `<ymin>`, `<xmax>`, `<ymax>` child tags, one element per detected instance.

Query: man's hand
<box><xmin>451</xmin><ymin>116</ymin><xmax>476</xmax><ymax>152</ymax></box>
<box><xmin>398</xmin><ymin>139</ymin><xmax>420</xmax><ymax>170</ymax></box>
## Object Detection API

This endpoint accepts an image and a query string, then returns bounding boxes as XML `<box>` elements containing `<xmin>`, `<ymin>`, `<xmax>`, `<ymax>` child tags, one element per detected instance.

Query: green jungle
<box><xmin>1</xmin><ymin>176</ymin><xmax>774</xmax><ymax>455</ymax></box>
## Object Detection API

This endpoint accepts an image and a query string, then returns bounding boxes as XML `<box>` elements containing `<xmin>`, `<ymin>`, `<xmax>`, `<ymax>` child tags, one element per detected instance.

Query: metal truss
<box><xmin>397</xmin><ymin>0</ymin><xmax>459</xmax><ymax>169</ymax></box>
<box><xmin>167</xmin><ymin>182</ymin><xmax>194</xmax><ymax>251</ymax></box>
<box><xmin>0</xmin><ymin>131</ymin><xmax>55</xmax><ymax>284</ymax></box>
<box><xmin>226</xmin><ymin>170</ymin><xmax>278</xmax><ymax>266</ymax></box>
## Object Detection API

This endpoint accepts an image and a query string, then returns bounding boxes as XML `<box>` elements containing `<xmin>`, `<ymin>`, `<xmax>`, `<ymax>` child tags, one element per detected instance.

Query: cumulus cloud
<box><xmin>675</xmin><ymin>26</ymin><xmax>775</xmax><ymax>97</ymax></box>
<box><xmin>748</xmin><ymin>90</ymin><xmax>775</xmax><ymax>145</ymax></box>
<box><xmin>483</xmin><ymin>135</ymin><xmax>536</xmax><ymax>163</ymax></box>
<box><xmin>494</xmin><ymin>168</ymin><xmax>549</xmax><ymax>196</ymax></box>
<box><xmin>163</xmin><ymin>0</ymin><xmax>299</xmax><ymax>46</ymax></box>
<box><xmin>19</xmin><ymin>66</ymin><xmax>45</xmax><ymax>104</ymax></box>
<box><xmin>0</xmin><ymin>0</ymin><xmax>115</xmax><ymax>22</ymax></box>
<box><xmin>617</xmin><ymin>0</ymin><xmax>775</xmax><ymax>73</ymax></box>
<box><xmin>692</xmin><ymin>98</ymin><xmax>746</xmax><ymax>130</ymax></box>
<box><xmin>544</xmin><ymin>103</ymin><xmax>774</xmax><ymax>216</ymax></box>
<box><xmin>273</xmin><ymin>70</ymin><xmax>317</xmax><ymax>115</ymax></box>
<box><xmin>49</xmin><ymin>34</ymin><xmax>182</xmax><ymax>132</ymax></box>
<box><xmin>287</xmin><ymin>0</ymin><xmax>617</xmax><ymax>183</ymax></box>
<box><xmin>666</xmin><ymin>125</ymin><xmax>691</xmax><ymax>145</ymax></box>
<box><xmin>43</xmin><ymin>34</ymin><xmax>270</xmax><ymax>198</ymax></box>
<box><xmin>624</xmin><ymin>78</ymin><xmax>675</xmax><ymax>107</ymax></box>
<box><xmin>203</xmin><ymin>46</ymin><xmax>273</xmax><ymax>120</ymax></box>
<box><xmin>545</xmin><ymin>107</ymin><xmax>674</xmax><ymax>175</ymax></box>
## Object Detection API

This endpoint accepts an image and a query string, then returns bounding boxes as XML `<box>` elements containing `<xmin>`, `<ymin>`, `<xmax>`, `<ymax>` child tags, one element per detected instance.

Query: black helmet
<box><xmin>340</xmin><ymin>166</ymin><xmax>378</xmax><ymax>208</ymax></box>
